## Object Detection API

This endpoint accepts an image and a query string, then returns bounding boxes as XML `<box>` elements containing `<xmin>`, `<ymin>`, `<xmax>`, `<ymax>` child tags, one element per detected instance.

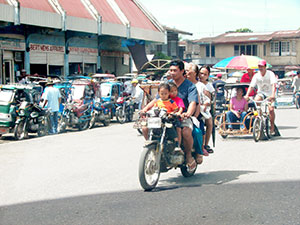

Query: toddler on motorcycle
<box><xmin>142</xmin><ymin>83</ymin><xmax>184</xmax><ymax>154</ymax></box>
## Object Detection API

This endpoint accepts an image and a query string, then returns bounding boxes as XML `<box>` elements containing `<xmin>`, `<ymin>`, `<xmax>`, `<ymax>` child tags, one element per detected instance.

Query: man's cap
<box><xmin>216</xmin><ymin>73</ymin><xmax>222</xmax><ymax>78</ymax></box>
<box><xmin>258</xmin><ymin>59</ymin><xmax>267</xmax><ymax>67</ymax></box>
<box><xmin>131</xmin><ymin>79</ymin><xmax>138</xmax><ymax>84</ymax></box>
<box><xmin>21</xmin><ymin>69</ymin><xmax>26</xmax><ymax>72</ymax></box>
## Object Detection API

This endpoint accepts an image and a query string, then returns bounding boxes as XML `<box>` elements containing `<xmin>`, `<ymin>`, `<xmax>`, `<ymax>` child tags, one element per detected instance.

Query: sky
<box><xmin>139</xmin><ymin>0</ymin><xmax>300</xmax><ymax>40</ymax></box>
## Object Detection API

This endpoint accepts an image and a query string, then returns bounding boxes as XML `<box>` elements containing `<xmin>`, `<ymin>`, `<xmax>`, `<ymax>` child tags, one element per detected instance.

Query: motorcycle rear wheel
<box><xmin>14</xmin><ymin>120</ymin><xmax>28</xmax><ymax>140</ymax></box>
<box><xmin>77</xmin><ymin>120</ymin><xmax>90</xmax><ymax>131</ymax></box>
<box><xmin>138</xmin><ymin>144</ymin><xmax>161</xmax><ymax>191</ymax></box>
<box><xmin>102</xmin><ymin>118</ymin><xmax>110</xmax><ymax>126</ymax></box>
<box><xmin>180</xmin><ymin>156</ymin><xmax>197</xmax><ymax>177</ymax></box>
<box><xmin>116</xmin><ymin>108</ymin><xmax>126</xmax><ymax>124</ymax></box>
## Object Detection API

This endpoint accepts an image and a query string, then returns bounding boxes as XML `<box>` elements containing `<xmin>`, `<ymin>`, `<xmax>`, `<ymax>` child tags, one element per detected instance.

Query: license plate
<box><xmin>0</xmin><ymin>127</ymin><xmax>9</xmax><ymax>135</ymax></box>
<box><xmin>147</xmin><ymin>117</ymin><xmax>161</xmax><ymax>129</ymax></box>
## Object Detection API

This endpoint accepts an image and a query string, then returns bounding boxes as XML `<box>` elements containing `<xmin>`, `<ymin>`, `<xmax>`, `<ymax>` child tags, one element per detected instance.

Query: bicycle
<box><xmin>251</xmin><ymin>98</ymin><xmax>272</xmax><ymax>142</ymax></box>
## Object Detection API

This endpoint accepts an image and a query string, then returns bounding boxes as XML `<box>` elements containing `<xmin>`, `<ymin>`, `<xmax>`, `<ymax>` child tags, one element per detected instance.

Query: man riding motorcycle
<box><xmin>141</xmin><ymin>60</ymin><xmax>199</xmax><ymax>171</ymax></box>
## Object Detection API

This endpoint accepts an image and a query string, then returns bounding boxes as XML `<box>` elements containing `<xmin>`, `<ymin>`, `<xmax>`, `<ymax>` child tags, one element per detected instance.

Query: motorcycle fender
<box><xmin>15</xmin><ymin>118</ymin><xmax>24</xmax><ymax>124</ymax></box>
<box><xmin>144</xmin><ymin>140</ymin><xmax>158</xmax><ymax>147</ymax></box>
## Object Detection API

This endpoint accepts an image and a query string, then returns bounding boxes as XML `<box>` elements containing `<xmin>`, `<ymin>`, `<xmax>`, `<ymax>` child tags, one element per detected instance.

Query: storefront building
<box><xmin>0</xmin><ymin>0</ymin><xmax>165</xmax><ymax>83</ymax></box>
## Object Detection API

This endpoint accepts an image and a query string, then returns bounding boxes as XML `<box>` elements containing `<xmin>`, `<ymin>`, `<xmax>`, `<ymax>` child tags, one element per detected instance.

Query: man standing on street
<box><xmin>245</xmin><ymin>60</ymin><xmax>277</xmax><ymax>135</ymax></box>
<box><xmin>240</xmin><ymin>67</ymin><xmax>256</xmax><ymax>97</ymax></box>
<box><xmin>131</xmin><ymin>79</ymin><xmax>144</xmax><ymax>110</ymax></box>
<box><xmin>42</xmin><ymin>80</ymin><xmax>61</xmax><ymax>134</ymax></box>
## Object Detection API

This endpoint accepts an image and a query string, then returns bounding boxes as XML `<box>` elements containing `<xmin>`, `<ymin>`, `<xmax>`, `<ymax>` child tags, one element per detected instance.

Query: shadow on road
<box><xmin>2</xmin><ymin>180</ymin><xmax>300</xmax><ymax>225</ymax></box>
<box><xmin>157</xmin><ymin>170</ymin><xmax>257</xmax><ymax>191</ymax></box>
<box><xmin>277</xmin><ymin>125</ymin><xmax>298</xmax><ymax>130</ymax></box>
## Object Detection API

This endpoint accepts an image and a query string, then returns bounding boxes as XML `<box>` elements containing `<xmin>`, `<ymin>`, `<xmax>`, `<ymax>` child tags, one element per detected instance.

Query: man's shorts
<box><xmin>256</xmin><ymin>92</ymin><xmax>276</xmax><ymax>107</ymax></box>
<box><xmin>180</xmin><ymin>118</ymin><xmax>194</xmax><ymax>130</ymax></box>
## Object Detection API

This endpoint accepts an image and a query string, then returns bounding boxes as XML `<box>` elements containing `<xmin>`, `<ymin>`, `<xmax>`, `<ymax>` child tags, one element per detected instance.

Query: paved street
<box><xmin>0</xmin><ymin>107</ymin><xmax>300</xmax><ymax>224</ymax></box>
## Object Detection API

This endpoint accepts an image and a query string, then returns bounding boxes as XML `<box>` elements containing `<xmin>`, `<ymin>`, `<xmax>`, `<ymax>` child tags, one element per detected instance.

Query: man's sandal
<box><xmin>187</xmin><ymin>159</ymin><xmax>197</xmax><ymax>172</ymax></box>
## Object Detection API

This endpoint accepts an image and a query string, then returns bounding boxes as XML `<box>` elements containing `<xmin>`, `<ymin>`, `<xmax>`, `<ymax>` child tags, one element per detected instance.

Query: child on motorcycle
<box><xmin>142</xmin><ymin>83</ymin><xmax>184</xmax><ymax>153</ymax></box>
<box><xmin>168</xmin><ymin>82</ymin><xmax>185</xmax><ymax>149</ymax></box>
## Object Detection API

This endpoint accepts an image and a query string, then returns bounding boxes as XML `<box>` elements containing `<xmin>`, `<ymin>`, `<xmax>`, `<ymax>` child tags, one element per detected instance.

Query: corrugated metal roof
<box><xmin>58</xmin><ymin>0</ymin><xmax>94</xmax><ymax>19</ymax></box>
<box><xmin>213</xmin><ymin>32</ymin><xmax>273</xmax><ymax>44</ymax></box>
<box><xmin>90</xmin><ymin>0</ymin><xmax>122</xmax><ymax>24</ymax></box>
<box><xmin>115</xmin><ymin>0</ymin><xmax>158</xmax><ymax>31</ymax></box>
<box><xmin>19</xmin><ymin>0</ymin><xmax>56</xmax><ymax>13</ymax></box>
<box><xmin>272</xmin><ymin>30</ymin><xmax>300</xmax><ymax>39</ymax></box>
<box><xmin>195</xmin><ymin>30</ymin><xmax>300</xmax><ymax>44</ymax></box>
<box><xmin>163</xmin><ymin>26</ymin><xmax>192</xmax><ymax>35</ymax></box>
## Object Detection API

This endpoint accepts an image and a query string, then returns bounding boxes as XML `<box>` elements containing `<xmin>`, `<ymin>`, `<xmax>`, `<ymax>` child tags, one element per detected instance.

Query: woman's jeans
<box><xmin>226</xmin><ymin>111</ymin><xmax>247</xmax><ymax>129</ymax></box>
<box><xmin>49</xmin><ymin>111</ymin><xmax>59</xmax><ymax>134</ymax></box>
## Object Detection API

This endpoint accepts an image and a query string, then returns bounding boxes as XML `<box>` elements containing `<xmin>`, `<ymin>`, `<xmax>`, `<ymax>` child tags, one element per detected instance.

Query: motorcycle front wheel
<box><xmin>57</xmin><ymin>116</ymin><xmax>67</xmax><ymax>133</ymax></box>
<box><xmin>138</xmin><ymin>144</ymin><xmax>161</xmax><ymax>191</ymax></box>
<box><xmin>77</xmin><ymin>119</ymin><xmax>90</xmax><ymax>131</ymax></box>
<box><xmin>89</xmin><ymin>112</ymin><xmax>97</xmax><ymax>129</ymax></box>
<box><xmin>14</xmin><ymin>120</ymin><xmax>28</xmax><ymax>140</ymax></box>
<box><xmin>116</xmin><ymin>108</ymin><xmax>126</xmax><ymax>124</ymax></box>
<box><xmin>37</xmin><ymin>118</ymin><xmax>48</xmax><ymax>137</ymax></box>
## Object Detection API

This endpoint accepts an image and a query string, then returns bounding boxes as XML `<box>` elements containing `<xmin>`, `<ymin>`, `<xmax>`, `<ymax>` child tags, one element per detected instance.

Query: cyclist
<box><xmin>244</xmin><ymin>60</ymin><xmax>277</xmax><ymax>135</ymax></box>
<box><xmin>291</xmin><ymin>71</ymin><xmax>300</xmax><ymax>107</ymax></box>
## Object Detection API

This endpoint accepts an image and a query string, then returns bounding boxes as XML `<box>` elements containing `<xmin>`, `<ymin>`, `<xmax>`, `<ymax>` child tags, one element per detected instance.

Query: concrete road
<box><xmin>0</xmin><ymin>107</ymin><xmax>300</xmax><ymax>224</ymax></box>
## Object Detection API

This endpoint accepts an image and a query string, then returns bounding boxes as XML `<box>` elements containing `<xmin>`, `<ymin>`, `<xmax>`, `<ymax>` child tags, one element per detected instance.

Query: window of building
<box><xmin>234</xmin><ymin>45</ymin><xmax>239</xmax><ymax>56</ymax></box>
<box><xmin>246</xmin><ymin>45</ymin><xmax>252</xmax><ymax>55</ymax></box>
<box><xmin>270</xmin><ymin>42</ymin><xmax>279</xmax><ymax>56</ymax></box>
<box><xmin>281</xmin><ymin>41</ymin><xmax>290</xmax><ymax>56</ymax></box>
<box><xmin>211</xmin><ymin>45</ymin><xmax>215</xmax><ymax>57</ymax></box>
<box><xmin>233</xmin><ymin>44</ymin><xmax>257</xmax><ymax>56</ymax></box>
<box><xmin>252</xmin><ymin>45</ymin><xmax>258</xmax><ymax>56</ymax></box>
<box><xmin>263</xmin><ymin>44</ymin><xmax>266</xmax><ymax>56</ymax></box>
<box><xmin>240</xmin><ymin>45</ymin><xmax>245</xmax><ymax>55</ymax></box>
<box><xmin>205</xmin><ymin>44</ymin><xmax>210</xmax><ymax>57</ymax></box>
<box><xmin>291</xmin><ymin>40</ymin><xmax>296</xmax><ymax>56</ymax></box>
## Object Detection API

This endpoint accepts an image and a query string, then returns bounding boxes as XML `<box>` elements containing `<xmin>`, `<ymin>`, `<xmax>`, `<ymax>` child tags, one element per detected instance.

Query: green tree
<box><xmin>226</xmin><ymin>28</ymin><xmax>253</xmax><ymax>33</ymax></box>
<box><xmin>154</xmin><ymin>52</ymin><xmax>172</xmax><ymax>60</ymax></box>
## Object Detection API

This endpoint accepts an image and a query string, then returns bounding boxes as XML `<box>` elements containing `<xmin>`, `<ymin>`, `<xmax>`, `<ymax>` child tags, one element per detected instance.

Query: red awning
<box><xmin>19</xmin><ymin>0</ymin><xmax>56</xmax><ymax>13</ymax></box>
<box><xmin>58</xmin><ymin>0</ymin><xmax>94</xmax><ymax>19</ymax></box>
<box><xmin>90</xmin><ymin>0</ymin><xmax>122</xmax><ymax>24</ymax></box>
<box><xmin>115</xmin><ymin>0</ymin><xmax>158</xmax><ymax>31</ymax></box>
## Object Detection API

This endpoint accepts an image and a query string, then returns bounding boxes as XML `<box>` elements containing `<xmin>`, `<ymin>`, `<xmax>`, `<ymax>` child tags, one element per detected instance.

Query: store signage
<box><xmin>29</xmin><ymin>44</ymin><xmax>65</xmax><ymax>53</ymax></box>
<box><xmin>101</xmin><ymin>50</ymin><xmax>126</xmax><ymax>57</ymax></box>
<box><xmin>69</xmin><ymin>47</ymin><xmax>98</xmax><ymax>56</ymax></box>
<box><xmin>0</xmin><ymin>40</ymin><xmax>25</xmax><ymax>51</ymax></box>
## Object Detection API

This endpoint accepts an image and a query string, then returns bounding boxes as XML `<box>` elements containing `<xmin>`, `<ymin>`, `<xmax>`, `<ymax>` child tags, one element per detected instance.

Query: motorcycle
<box><xmin>89</xmin><ymin>99</ymin><xmax>111</xmax><ymax>128</ymax></box>
<box><xmin>14</xmin><ymin>101</ymin><xmax>50</xmax><ymax>140</ymax></box>
<box><xmin>138</xmin><ymin>108</ymin><xmax>197</xmax><ymax>191</ymax></box>
<box><xmin>58</xmin><ymin>99</ymin><xmax>93</xmax><ymax>132</ymax></box>
<box><xmin>115</xmin><ymin>96</ymin><xmax>135</xmax><ymax>124</ymax></box>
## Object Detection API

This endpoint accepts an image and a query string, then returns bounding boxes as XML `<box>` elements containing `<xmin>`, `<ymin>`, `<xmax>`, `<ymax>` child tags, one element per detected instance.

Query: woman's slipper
<box><xmin>204</xmin><ymin>145</ymin><xmax>214</xmax><ymax>154</ymax></box>
<box><xmin>187</xmin><ymin>159</ymin><xmax>197</xmax><ymax>172</ymax></box>
<box><xmin>203</xmin><ymin>148</ymin><xmax>209</xmax><ymax>156</ymax></box>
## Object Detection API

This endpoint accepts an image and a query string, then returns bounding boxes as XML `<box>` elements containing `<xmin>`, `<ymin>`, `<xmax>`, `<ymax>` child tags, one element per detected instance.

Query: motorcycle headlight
<box><xmin>19</xmin><ymin>109</ymin><xmax>25</xmax><ymax>116</ymax></box>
